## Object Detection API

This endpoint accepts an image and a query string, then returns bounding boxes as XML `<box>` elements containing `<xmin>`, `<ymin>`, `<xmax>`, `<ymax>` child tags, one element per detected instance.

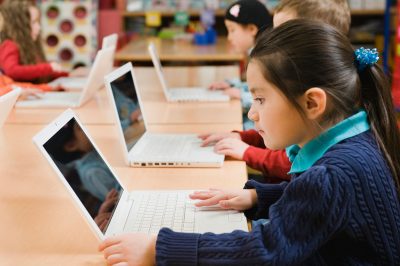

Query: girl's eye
<box><xmin>254</xmin><ymin>98</ymin><xmax>264</xmax><ymax>104</ymax></box>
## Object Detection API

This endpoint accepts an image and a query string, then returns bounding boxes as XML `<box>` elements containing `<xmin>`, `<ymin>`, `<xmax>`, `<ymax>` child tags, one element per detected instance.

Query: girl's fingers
<box><xmin>103</xmin><ymin>243</ymin><xmax>122</xmax><ymax>259</ymax></box>
<box><xmin>194</xmin><ymin>194</ymin><xmax>225</xmax><ymax>207</ymax></box>
<box><xmin>106</xmin><ymin>253</ymin><xmax>125</xmax><ymax>266</ymax></box>
<box><xmin>99</xmin><ymin>236</ymin><xmax>122</xmax><ymax>251</ymax></box>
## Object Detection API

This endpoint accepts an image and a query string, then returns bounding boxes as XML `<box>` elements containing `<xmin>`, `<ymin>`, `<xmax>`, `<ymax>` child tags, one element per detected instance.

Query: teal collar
<box><xmin>286</xmin><ymin>110</ymin><xmax>370</xmax><ymax>174</ymax></box>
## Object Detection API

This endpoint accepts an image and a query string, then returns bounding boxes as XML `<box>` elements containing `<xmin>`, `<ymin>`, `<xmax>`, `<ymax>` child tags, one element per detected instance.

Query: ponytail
<box><xmin>359</xmin><ymin>65</ymin><xmax>400</xmax><ymax>194</ymax></box>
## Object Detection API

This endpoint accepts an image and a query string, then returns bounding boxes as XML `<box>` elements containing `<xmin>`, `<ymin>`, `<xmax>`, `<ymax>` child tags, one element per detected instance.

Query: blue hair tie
<box><xmin>354</xmin><ymin>47</ymin><xmax>379</xmax><ymax>72</ymax></box>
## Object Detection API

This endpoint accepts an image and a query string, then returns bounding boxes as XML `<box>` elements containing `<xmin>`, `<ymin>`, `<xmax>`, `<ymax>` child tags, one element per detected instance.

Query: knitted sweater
<box><xmin>156</xmin><ymin>131</ymin><xmax>400</xmax><ymax>265</ymax></box>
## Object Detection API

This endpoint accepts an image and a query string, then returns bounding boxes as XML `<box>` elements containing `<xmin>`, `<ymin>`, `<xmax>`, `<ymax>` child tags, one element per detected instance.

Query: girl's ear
<box><xmin>64</xmin><ymin>139</ymin><xmax>78</xmax><ymax>153</ymax></box>
<box><xmin>299</xmin><ymin>87</ymin><xmax>327</xmax><ymax>120</ymax></box>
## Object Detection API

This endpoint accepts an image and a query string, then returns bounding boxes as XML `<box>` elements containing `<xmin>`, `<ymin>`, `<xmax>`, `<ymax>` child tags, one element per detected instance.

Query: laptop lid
<box><xmin>102</xmin><ymin>33</ymin><xmax>118</xmax><ymax>49</ymax></box>
<box><xmin>104</xmin><ymin>63</ymin><xmax>147</xmax><ymax>165</ymax></box>
<box><xmin>147</xmin><ymin>43</ymin><xmax>172</xmax><ymax>101</ymax></box>
<box><xmin>33</xmin><ymin>109</ymin><xmax>125</xmax><ymax>240</ymax></box>
<box><xmin>77</xmin><ymin>46</ymin><xmax>115</xmax><ymax>106</ymax></box>
<box><xmin>0</xmin><ymin>88</ymin><xmax>21</xmax><ymax>127</ymax></box>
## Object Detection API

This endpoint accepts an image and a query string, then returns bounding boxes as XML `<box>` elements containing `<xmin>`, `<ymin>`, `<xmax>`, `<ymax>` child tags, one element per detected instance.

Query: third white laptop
<box><xmin>148</xmin><ymin>43</ymin><xmax>230</xmax><ymax>102</ymax></box>
<box><xmin>15</xmin><ymin>46</ymin><xmax>115</xmax><ymax>108</ymax></box>
<box><xmin>48</xmin><ymin>33</ymin><xmax>118</xmax><ymax>90</ymax></box>
<box><xmin>33</xmin><ymin>109</ymin><xmax>247</xmax><ymax>238</ymax></box>
<box><xmin>104</xmin><ymin>62</ymin><xmax>225</xmax><ymax>168</ymax></box>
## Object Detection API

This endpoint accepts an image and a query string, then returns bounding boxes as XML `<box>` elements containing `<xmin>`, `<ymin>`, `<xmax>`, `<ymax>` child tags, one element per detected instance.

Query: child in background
<box><xmin>99</xmin><ymin>20</ymin><xmax>400</xmax><ymax>265</ymax></box>
<box><xmin>209</xmin><ymin>0</ymin><xmax>273</xmax><ymax>130</ymax></box>
<box><xmin>201</xmin><ymin>0</ymin><xmax>352</xmax><ymax>183</ymax></box>
<box><xmin>0</xmin><ymin>0</ymin><xmax>68</xmax><ymax>83</ymax></box>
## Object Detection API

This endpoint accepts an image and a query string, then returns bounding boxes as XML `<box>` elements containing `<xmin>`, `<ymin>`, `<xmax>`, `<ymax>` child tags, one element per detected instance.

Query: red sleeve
<box><xmin>235</xmin><ymin>129</ymin><xmax>266</xmax><ymax>148</ymax></box>
<box><xmin>243</xmin><ymin>146</ymin><xmax>291</xmax><ymax>181</ymax></box>
<box><xmin>0</xmin><ymin>40</ymin><xmax>67</xmax><ymax>81</ymax></box>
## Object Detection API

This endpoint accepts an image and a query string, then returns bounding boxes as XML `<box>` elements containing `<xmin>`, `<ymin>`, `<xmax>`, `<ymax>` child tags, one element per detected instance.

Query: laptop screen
<box><xmin>109</xmin><ymin>70</ymin><xmax>146</xmax><ymax>152</ymax></box>
<box><xmin>43</xmin><ymin>117</ymin><xmax>123</xmax><ymax>234</ymax></box>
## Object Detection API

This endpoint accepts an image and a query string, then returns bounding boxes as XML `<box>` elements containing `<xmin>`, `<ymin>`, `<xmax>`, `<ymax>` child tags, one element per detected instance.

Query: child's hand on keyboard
<box><xmin>223</xmin><ymin>87</ymin><xmax>241</xmax><ymax>99</ymax></box>
<box><xmin>198</xmin><ymin>132</ymin><xmax>241</xmax><ymax>147</ymax></box>
<box><xmin>189</xmin><ymin>188</ymin><xmax>257</xmax><ymax>211</ymax></box>
<box><xmin>209</xmin><ymin>80</ymin><xmax>231</xmax><ymax>90</ymax></box>
<box><xmin>213</xmin><ymin>138</ymin><xmax>249</xmax><ymax>160</ymax></box>
<box><xmin>99</xmin><ymin>233</ymin><xmax>156</xmax><ymax>266</ymax></box>
<box><xmin>18</xmin><ymin>88</ymin><xmax>44</xmax><ymax>100</ymax></box>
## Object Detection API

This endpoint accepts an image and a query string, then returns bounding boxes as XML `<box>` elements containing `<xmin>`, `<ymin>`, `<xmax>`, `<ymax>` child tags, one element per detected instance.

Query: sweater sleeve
<box><xmin>156</xmin><ymin>165</ymin><xmax>351</xmax><ymax>265</ymax></box>
<box><xmin>237</xmin><ymin>129</ymin><xmax>265</xmax><ymax>147</ymax></box>
<box><xmin>0</xmin><ymin>40</ymin><xmax>64</xmax><ymax>81</ymax></box>
<box><xmin>243</xmin><ymin>147</ymin><xmax>291</xmax><ymax>181</ymax></box>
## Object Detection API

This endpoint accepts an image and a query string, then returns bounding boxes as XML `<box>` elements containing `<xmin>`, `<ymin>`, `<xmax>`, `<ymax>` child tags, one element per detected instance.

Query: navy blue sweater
<box><xmin>156</xmin><ymin>132</ymin><xmax>400</xmax><ymax>265</ymax></box>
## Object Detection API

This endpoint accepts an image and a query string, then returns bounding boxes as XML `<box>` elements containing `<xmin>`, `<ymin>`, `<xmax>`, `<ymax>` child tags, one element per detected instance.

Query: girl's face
<box><xmin>247</xmin><ymin>61</ymin><xmax>310</xmax><ymax>149</ymax></box>
<box><xmin>225</xmin><ymin>19</ymin><xmax>257</xmax><ymax>53</ymax></box>
<box><xmin>29</xmin><ymin>6</ymin><xmax>41</xmax><ymax>41</ymax></box>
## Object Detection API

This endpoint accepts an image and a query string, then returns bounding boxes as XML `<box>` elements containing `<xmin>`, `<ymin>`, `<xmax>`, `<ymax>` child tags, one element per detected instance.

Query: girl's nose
<box><xmin>248</xmin><ymin>106</ymin><xmax>259</xmax><ymax>122</ymax></box>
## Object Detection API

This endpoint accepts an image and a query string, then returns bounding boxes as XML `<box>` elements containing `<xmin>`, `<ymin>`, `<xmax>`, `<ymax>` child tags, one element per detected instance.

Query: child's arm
<box><xmin>0</xmin><ymin>40</ymin><xmax>67</xmax><ymax>81</ymax></box>
<box><xmin>153</xmin><ymin>166</ymin><xmax>351</xmax><ymax>265</ymax></box>
<box><xmin>236</xmin><ymin>129</ymin><xmax>265</xmax><ymax>147</ymax></box>
<box><xmin>243</xmin><ymin>148</ymin><xmax>291</xmax><ymax>181</ymax></box>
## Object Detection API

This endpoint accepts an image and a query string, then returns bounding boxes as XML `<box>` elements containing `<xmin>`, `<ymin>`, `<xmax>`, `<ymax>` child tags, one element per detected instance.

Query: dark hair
<box><xmin>249</xmin><ymin>19</ymin><xmax>400</xmax><ymax>194</ymax></box>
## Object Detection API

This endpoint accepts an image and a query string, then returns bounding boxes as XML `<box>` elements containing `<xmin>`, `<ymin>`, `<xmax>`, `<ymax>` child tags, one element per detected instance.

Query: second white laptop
<box><xmin>33</xmin><ymin>109</ymin><xmax>247</xmax><ymax>239</ymax></box>
<box><xmin>148</xmin><ymin>43</ymin><xmax>230</xmax><ymax>102</ymax></box>
<box><xmin>15</xmin><ymin>46</ymin><xmax>115</xmax><ymax>108</ymax></box>
<box><xmin>104</xmin><ymin>62</ymin><xmax>225</xmax><ymax>168</ymax></box>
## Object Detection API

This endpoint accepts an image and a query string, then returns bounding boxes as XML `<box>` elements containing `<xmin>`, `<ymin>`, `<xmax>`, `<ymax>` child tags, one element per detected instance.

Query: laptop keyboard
<box><xmin>145</xmin><ymin>135</ymin><xmax>195</xmax><ymax>159</ymax></box>
<box><xmin>124</xmin><ymin>191</ymin><xmax>196</xmax><ymax>234</ymax></box>
<box><xmin>170</xmin><ymin>88</ymin><xmax>229</xmax><ymax>102</ymax></box>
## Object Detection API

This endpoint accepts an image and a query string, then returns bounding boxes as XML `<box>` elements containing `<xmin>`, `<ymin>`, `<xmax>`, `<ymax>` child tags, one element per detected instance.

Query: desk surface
<box><xmin>115</xmin><ymin>37</ymin><xmax>245</xmax><ymax>63</ymax></box>
<box><xmin>0</xmin><ymin>123</ymin><xmax>247</xmax><ymax>265</ymax></box>
<box><xmin>6</xmin><ymin>66</ymin><xmax>242</xmax><ymax>126</ymax></box>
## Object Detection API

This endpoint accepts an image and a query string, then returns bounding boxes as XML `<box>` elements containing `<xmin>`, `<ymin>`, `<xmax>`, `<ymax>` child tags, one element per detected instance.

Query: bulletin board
<box><xmin>37</xmin><ymin>0</ymin><xmax>98</xmax><ymax>70</ymax></box>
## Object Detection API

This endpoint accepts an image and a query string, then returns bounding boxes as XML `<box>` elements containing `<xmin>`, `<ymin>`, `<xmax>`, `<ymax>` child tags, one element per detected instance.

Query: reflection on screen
<box><xmin>110</xmin><ymin>71</ymin><xmax>145</xmax><ymax>151</ymax></box>
<box><xmin>43</xmin><ymin>118</ymin><xmax>122</xmax><ymax>234</ymax></box>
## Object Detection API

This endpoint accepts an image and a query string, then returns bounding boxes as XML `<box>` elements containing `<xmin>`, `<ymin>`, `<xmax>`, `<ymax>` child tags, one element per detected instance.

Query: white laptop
<box><xmin>48</xmin><ymin>33</ymin><xmax>117</xmax><ymax>90</ymax></box>
<box><xmin>148</xmin><ymin>43</ymin><xmax>230</xmax><ymax>102</ymax></box>
<box><xmin>15</xmin><ymin>46</ymin><xmax>115</xmax><ymax>108</ymax></box>
<box><xmin>0</xmin><ymin>87</ymin><xmax>21</xmax><ymax>127</ymax></box>
<box><xmin>104</xmin><ymin>63</ymin><xmax>225</xmax><ymax>167</ymax></box>
<box><xmin>102</xmin><ymin>33</ymin><xmax>118</xmax><ymax>49</ymax></box>
<box><xmin>33</xmin><ymin>109</ymin><xmax>247</xmax><ymax>238</ymax></box>
<box><xmin>104</xmin><ymin>63</ymin><xmax>224</xmax><ymax>168</ymax></box>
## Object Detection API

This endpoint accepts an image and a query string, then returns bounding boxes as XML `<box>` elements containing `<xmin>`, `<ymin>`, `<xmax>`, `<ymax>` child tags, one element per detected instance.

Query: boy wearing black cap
<box><xmin>209</xmin><ymin>0</ymin><xmax>273</xmax><ymax>130</ymax></box>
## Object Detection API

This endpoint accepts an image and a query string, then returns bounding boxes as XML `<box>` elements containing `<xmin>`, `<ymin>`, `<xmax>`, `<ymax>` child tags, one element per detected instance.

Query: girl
<box><xmin>99</xmin><ymin>20</ymin><xmax>400</xmax><ymax>265</ymax></box>
<box><xmin>0</xmin><ymin>0</ymin><xmax>67</xmax><ymax>83</ymax></box>
<box><xmin>209</xmin><ymin>0</ymin><xmax>272</xmax><ymax>130</ymax></box>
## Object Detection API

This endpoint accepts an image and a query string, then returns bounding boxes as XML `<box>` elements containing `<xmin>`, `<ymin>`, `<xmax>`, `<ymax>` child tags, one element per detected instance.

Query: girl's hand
<box><xmin>50</xmin><ymin>62</ymin><xmax>64</xmax><ymax>72</ymax></box>
<box><xmin>214</xmin><ymin>138</ymin><xmax>249</xmax><ymax>160</ymax></box>
<box><xmin>209</xmin><ymin>81</ymin><xmax>231</xmax><ymax>90</ymax></box>
<box><xmin>190</xmin><ymin>188</ymin><xmax>257</xmax><ymax>211</ymax></box>
<box><xmin>198</xmin><ymin>132</ymin><xmax>241</xmax><ymax>147</ymax></box>
<box><xmin>18</xmin><ymin>88</ymin><xmax>44</xmax><ymax>100</ymax></box>
<box><xmin>69</xmin><ymin>66</ymin><xmax>89</xmax><ymax>77</ymax></box>
<box><xmin>223</xmin><ymin>88</ymin><xmax>241</xmax><ymax>99</ymax></box>
<box><xmin>99</xmin><ymin>233</ymin><xmax>157</xmax><ymax>266</ymax></box>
